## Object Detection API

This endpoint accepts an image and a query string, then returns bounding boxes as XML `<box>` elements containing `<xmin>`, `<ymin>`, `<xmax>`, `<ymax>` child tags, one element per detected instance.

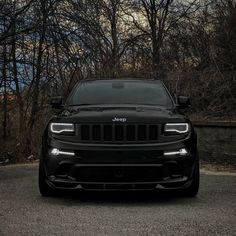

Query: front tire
<box><xmin>38</xmin><ymin>159</ymin><xmax>55</xmax><ymax>197</ymax></box>
<box><xmin>182</xmin><ymin>160</ymin><xmax>200</xmax><ymax>197</ymax></box>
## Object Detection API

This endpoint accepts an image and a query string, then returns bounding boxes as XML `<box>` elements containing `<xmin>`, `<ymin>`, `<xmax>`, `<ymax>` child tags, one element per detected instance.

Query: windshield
<box><xmin>67</xmin><ymin>80</ymin><xmax>173</xmax><ymax>108</ymax></box>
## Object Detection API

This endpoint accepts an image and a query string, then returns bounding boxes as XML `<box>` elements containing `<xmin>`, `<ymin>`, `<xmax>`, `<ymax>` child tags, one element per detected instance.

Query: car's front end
<box><xmin>39</xmin><ymin>79</ymin><xmax>199</xmax><ymax>196</ymax></box>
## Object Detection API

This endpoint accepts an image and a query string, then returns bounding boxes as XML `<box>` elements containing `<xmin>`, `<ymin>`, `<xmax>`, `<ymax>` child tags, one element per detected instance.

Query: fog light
<box><xmin>50</xmin><ymin>148</ymin><xmax>75</xmax><ymax>156</ymax></box>
<box><xmin>164</xmin><ymin>148</ymin><xmax>188</xmax><ymax>156</ymax></box>
<box><xmin>179</xmin><ymin>148</ymin><xmax>188</xmax><ymax>156</ymax></box>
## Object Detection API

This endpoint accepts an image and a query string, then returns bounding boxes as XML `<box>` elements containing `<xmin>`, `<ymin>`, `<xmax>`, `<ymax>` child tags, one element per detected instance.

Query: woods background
<box><xmin>0</xmin><ymin>0</ymin><xmax>235</xmax><ymax>162</ymax></box>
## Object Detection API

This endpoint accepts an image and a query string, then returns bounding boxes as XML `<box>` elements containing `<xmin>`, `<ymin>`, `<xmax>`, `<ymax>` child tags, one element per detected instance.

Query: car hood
<box><xmin>53</xmin><ymin>105</ymin><xmax>188</xmax><ymax>124</ymax></box>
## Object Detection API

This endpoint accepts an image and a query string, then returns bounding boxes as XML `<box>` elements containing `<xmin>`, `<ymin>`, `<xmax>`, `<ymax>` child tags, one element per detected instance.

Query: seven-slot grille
<box><xmin>78</xmin><ymin>124</ymin><xmax>159</xmax><ymax>143</ymax></box>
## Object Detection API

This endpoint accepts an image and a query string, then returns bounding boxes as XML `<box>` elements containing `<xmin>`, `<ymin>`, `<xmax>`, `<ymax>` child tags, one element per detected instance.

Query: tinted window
<box><xmin>68</xmin><ymin>81</ymin><xmax>173</xmax><ymax>107</ymax></box>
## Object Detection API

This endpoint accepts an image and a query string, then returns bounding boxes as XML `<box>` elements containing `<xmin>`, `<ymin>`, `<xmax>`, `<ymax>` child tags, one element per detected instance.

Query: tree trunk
<box><xmin>110</xmin><ymin>0</ymin><xmax>119</xmax><ymax>77</ymax></box>
<box><xmin>28</xmin><ymin>0</ymin><xmax>47</xmax><ymax>130</ymax></box>
<box><xmin>2</xmin><ymin>42</ymin><xmax>7</xmax><ymax>139</ymax></box>
<box><xmin>11</xmin><ymin>14</ymin><xmax>25</xmax><ymax>137</ymax></box>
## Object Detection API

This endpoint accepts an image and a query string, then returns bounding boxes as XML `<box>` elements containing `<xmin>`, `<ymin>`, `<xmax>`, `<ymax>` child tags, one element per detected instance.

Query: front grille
<box><xmin>78</xmin><ymin>124</ymin><xmax>159</xmax><ymax>143</ymax></box>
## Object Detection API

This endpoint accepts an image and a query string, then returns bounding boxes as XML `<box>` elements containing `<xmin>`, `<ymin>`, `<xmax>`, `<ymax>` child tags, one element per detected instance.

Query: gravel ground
<box><xmin>0</xmin><ymin>163</ymin><xmax>236</xmax><ymax>236</ymax></box>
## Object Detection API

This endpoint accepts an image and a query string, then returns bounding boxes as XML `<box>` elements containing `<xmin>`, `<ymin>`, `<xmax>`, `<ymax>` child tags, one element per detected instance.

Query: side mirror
<box><xmin>177</xmin><ymin>96</ymin><xmax>190</xmax><ymax>108</ymax></box>
<box><xmin>50</xmin><ymin>96</ymin><xmax>64</xmax><ymax>109</ymax></box>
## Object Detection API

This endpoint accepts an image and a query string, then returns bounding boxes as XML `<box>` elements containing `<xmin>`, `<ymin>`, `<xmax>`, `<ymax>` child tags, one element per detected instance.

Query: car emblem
<box><xmin>112</xmin><ymin>117</ymin><xmax>127</xmax><ymax>122</ymax></box>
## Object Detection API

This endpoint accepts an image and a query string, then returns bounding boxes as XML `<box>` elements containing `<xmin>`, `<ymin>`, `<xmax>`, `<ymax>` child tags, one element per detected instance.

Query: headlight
<box><xmin>164</xmin><ymin>123</ymin><xmax>189</xmax><ymax>134</ymax></box>
<box><xmin>50</xmin><ymin>123</ymin><xmax>74</xmax><ymax>134</ymax></box>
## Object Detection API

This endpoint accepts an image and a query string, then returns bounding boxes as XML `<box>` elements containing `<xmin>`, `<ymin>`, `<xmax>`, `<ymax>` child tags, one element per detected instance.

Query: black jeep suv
<box><xmin>39</xmin><ymin>79</ymin><xmax>199</xmax><ymax>197</ymax></box>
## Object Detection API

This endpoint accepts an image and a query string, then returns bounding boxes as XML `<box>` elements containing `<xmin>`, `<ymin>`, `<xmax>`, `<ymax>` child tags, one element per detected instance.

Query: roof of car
<box><xmin>79</xmin><ymin>78</ymin><xmax>161</xmax><ymax>83</ymax></box>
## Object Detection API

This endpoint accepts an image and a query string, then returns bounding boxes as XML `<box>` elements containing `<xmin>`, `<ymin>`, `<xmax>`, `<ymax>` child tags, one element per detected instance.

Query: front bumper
<box><xmin>42</xmin><ymin>137</ymin><xmax>197</xmax><ymax>191</ymax></box>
